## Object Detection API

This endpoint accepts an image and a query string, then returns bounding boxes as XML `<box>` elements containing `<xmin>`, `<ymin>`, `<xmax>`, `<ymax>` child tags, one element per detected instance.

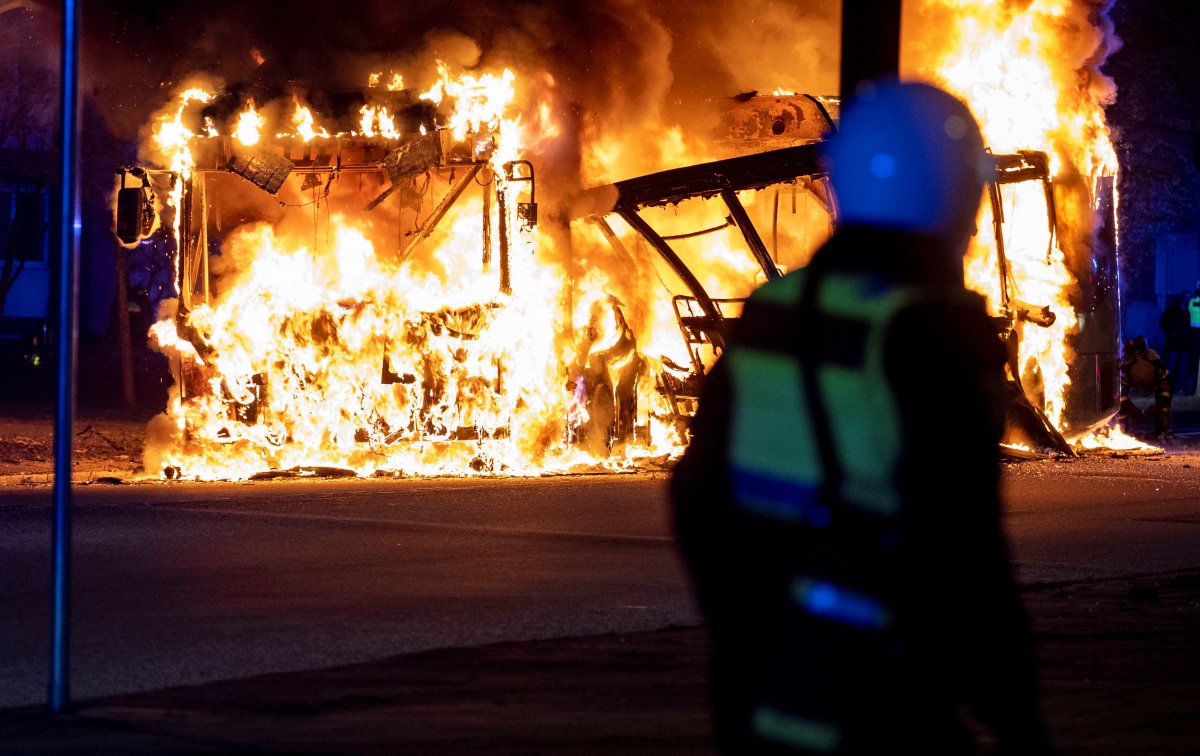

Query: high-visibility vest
<box><xmin>726</xmin><ymin>268</ymin><xmax>937</xmax><ymax>523</ymax></box>
<box><xmin>723</xmin><ymin>267</ymin><xmax>977</xmax><ymax>752</ymax></box>
<box><xmin>1189</xmin><ymin>296</ymin><xmax>1200</xmax><ymax>328</ymax></box>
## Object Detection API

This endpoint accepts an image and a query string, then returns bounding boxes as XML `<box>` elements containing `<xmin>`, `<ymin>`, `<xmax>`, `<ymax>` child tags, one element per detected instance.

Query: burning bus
<box><xmin>118</xmin><ymin>72</ymin><xmax>666</xmax><ymax>479</ymax></box>
<box><xmin>117</xmin><ymin>83</ymin><xmax>1121</xmax><ymax>480</ymax></box>
<box><xmin>113</xmin><ymin>2</ymin><xmax>1134</xmax><ymax>480</ymax></box>
<box><xmin>572</xmin><ymin>93</ymin><xmax>1121</xmax><ymax>457</ymax></box>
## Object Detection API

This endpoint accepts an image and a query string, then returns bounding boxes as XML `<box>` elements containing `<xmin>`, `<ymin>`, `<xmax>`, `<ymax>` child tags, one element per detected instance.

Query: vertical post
<box><xmin>199</xmin><ymin>174</ymin><xmax>209</xmax><ymax>304</ymax></box>
<box><xmin>497</xmin><ymin>183</ymin><xmax>511</xmax><ymax>295</ymax></box>
<box><xmin>114</xmin><ymin>240</ymin><xmax>135</xmax><ymax>409</ymax></box>
<box><xmin>179</xmin><ymin>178</ymin><xmax>192</xmax><ymax>310</ymax></box>
<box><xmin>51</xmin><ymin>0</ymin><xmax>81</xmax><ymax>714</ymax></box>
<box><xmin>839</xmin><ymin>0</ymin><xmax>903</xmax><ymax>100</ymax></box>
<box><xmin>481</xmin><ymin>175</ymin><xmax>492</xmax><ymax>272</ymax></box>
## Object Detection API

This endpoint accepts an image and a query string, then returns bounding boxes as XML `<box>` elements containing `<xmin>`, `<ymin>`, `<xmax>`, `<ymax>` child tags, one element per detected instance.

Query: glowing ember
<box><xmin>1001</xmin><ymin>442</ymin><xmax>1032</xmax><ymax>453</ymax></box>
<box><xmin>1073</xmin><ymin>424</ymin><xmax>1160</xmax><ymax>453</ymax></box>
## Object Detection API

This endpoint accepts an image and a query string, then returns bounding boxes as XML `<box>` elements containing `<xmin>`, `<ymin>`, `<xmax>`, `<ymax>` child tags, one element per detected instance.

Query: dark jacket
<box><xmin>1160</xmin><ymin>301</ymin><xmax>1189</xmax><ymax>353</ymax></box>
<box><xmin>672</xmin><ymin>226</ymin><xmax>1047</xmax><ymax>753</ymax></box>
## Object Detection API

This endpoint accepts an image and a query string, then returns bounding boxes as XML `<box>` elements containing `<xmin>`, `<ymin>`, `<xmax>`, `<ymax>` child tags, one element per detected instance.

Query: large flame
<box><xmin>144</xmin><ymin>63</ymin><xmax>689</xmax><ymax>480</ymax></box>
<box><xmin>139</xmin><ymin>2</ymin><xmax>1124</xmax><ymax>478</ymax></box>
<box><xmin>907</xmin><ymin>0</ymin><xmax>1118</xmax><ymax>431</ymax></box>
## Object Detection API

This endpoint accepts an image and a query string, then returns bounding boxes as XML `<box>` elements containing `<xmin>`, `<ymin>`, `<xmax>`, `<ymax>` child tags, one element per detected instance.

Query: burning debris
<box><xmin>118</xmin><ymin>1</ymin><xmax>1136</xmax><ymax>480</ymax></box>
<box><xmin>126</xmin><ymin>64</ymin><xmax>684</xmax><ymax>480</ymax></box>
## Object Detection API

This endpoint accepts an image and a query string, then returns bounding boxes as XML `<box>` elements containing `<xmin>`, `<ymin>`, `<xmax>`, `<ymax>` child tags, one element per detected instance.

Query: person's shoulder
<box><xmin>903</xmin><ymin>286</ymin><xmax>990</xmax><ymax>322</ymax></box>
<box><xmin>888</xmin><ymin>288</ymin><xmax>1002</xmax><ymax>360</ymax></box>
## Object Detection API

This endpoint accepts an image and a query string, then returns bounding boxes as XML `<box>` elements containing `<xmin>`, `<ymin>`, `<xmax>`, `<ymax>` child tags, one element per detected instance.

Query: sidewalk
<box><xmin>0</xmin><ymin>413</ymin><xmax>148</xmax><ymax>485</ymax></box>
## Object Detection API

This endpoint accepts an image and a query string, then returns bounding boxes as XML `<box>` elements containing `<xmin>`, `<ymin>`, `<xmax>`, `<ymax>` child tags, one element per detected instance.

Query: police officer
<box><xmin>672</xmin><ymin>82</ymin><xmax>1050</xmax><ymax>753</ymax></box>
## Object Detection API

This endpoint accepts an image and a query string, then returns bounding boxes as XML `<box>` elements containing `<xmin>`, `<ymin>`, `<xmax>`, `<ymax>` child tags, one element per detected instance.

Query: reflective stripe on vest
<box><xmin>752</xmin><ymin>705</ymin><xmax>841</xmax><ymax>753</ymax></box>
<box><xmin>791</xmin><ymin>575</ymin><xmax>892</xmax><ymax>630</ymax></box>
<box><xmin>727</xmin><ymin>269</ymin><xmax>927</xmax><ymax>521</ymax></box>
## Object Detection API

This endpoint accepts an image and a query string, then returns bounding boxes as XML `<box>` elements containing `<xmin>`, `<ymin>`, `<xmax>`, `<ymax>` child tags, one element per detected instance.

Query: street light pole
<box><xmin>50</xmin><ymin>0</ymin><xmax>81</xmax><ymax>714</ymax></box>
<box><xmin>840</xmin><ymin>0</ymin><xmax>904</xmax><ymax>100</ymax></box>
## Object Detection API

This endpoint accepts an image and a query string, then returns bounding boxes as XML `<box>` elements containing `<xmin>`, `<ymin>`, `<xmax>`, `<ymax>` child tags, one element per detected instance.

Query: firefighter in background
<box><xmin>1119</xmin><ymin>335</ymin><xmax>1173</xmax><ymax>438</ymax></box>
<box><xmin>672</xmin><ymin>82</ymin><xmax>1049</xmax><ymax>753</ymax></box>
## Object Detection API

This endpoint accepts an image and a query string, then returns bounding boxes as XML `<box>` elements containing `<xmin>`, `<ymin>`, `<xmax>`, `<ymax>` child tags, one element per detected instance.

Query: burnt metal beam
<box><xmin>574</xmin><ymin>144</ymin><xmax>826</xmax><ymax>218</ymax></box>
<box><xmin>988</xmin><ymin>180</ymin><xmax>1011</xmax><ymax>311</ymax></box>
<box><xmin>993</xmin><ymin>150</ymin><xmax>1051</xmax><ymax>185</ymax></box>
<box><xmin>720</xmin><ymin>187</ymin><xmax>781</xmax><ymax>281</ymax></box>
<box><xmin>591</xmin><ymin>216</ymin><xmax>638</xmax><ymax>276</ymax></box>
<box><xmin>616</xmin><ymin>209</ymin><xmax>722</xmax><ymax>349</ymax></box>
<box><xmin>840</xmin><ymin>0</ymin><xmax>903</xmax><ymax>99</ymax></box>
<box><xmin>482</xmin><ymin>179</ymin><xmax>492</xmax><ymax>271</ymax></box>
<box><xmin>398</xmin><ymin>164</ymin><xmax>482</xmax><ymax>262</ymax></box>
<box><xmin>497</xmin><ymin>182</ymin><xmax>510</xmax><ymax>295</ymax></box>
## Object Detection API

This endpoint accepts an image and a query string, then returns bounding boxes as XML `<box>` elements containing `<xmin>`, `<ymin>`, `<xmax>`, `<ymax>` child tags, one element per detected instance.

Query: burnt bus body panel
<box><xmin>578</xmin><ymin>137</ymin><xmax>1119</xmax><ymax>455</ymax></box>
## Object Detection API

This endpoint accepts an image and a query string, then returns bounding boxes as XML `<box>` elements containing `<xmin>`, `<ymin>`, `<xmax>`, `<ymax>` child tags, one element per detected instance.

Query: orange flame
<box><xmin>1073</xmin><ymin>424</ymin><xmax>1160</xmax><ymax>453</ymax></box>
<box><xmin>290</xmin><ymin>99</ymin><xmax>329</xmax><ymax>142</ymax></box>
<box><xmin>910</xmin><ymin>0</ymin><xmax>1117</xmax><ymax>431</ymax></box>
<box><xmin>358</xmin><ymin>104</ymin><xmax>400</xmax><ymax>139</ymax></box>
<box><xmin>234</xmin><ymin>99</ymin><xmax>265</xmax><ymax>146</ymax></box>
<box><xmin>140</xmin><ymin>3</ymin><xmax>1125</xmax><ymax>477</ymax></box>
<box><xmin>144</xmin><ymin>62</ymin><xmax>684</xmax><ymax>479</ymax></box>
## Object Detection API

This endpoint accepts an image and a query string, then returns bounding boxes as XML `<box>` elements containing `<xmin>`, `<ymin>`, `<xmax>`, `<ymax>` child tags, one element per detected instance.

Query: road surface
<box><xmin>2</xmin><ymin>453</ymin><xmax>1198</xmax><ymax>710</ymax></box>
<box><xmin>1</xmin><ymin>474</ymin><xmax>691</xmax><ymax>707</ymax></box>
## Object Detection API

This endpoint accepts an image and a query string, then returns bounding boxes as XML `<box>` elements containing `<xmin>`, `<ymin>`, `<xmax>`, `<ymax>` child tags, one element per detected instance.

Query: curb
<box><xmin>0</xmin><ymin>468</ymin><xmax>142</xmax><ymax>487</ymax></box>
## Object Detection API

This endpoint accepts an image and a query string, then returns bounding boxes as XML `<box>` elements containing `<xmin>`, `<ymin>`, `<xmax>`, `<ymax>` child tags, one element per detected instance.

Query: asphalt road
<box><xmin>2</xmin><ymin>454</ymin><xmax>1199</xmax><ymax>711</ymax></box>
<box><xmin>1002</xmin><ymin>453</ymin><xmax>1200</xmax><ymax>583</ymax></box>
<box><xmin>0</xmin><ymin>474</ymin><xmax>694</xmax><ymax>708</ymax></box>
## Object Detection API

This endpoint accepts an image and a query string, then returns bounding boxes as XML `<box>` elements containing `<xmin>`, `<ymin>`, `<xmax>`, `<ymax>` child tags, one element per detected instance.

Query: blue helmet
<box><xmin>823</xmin><ymin>82</ymin><xmax>991</xmax><ymax>240</ymax></box>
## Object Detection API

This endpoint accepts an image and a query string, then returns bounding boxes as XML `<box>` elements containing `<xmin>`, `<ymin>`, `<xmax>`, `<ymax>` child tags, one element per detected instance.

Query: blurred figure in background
<box><xmin>672</xmin><ymin>82</ymin><xmax>1049</xmax><ymax>753</ymax></box>
<box><xmin>1159</xmin><ymin>293</ymin><xmax>1189</xmax><ymax>394</ymax></box>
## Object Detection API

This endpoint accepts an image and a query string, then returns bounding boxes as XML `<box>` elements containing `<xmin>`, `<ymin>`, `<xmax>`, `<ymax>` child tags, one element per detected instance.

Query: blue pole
<box><xmin>50</xmin><ymin>0</ymin><xmax>81</xmax><ymax>714</ymax></box>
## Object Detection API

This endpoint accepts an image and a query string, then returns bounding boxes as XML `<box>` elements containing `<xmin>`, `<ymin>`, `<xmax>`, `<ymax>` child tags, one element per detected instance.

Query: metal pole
<box><xmin>113</xmin><ymin>239</ymin><xmax>135</xmax><ymax>410</ymax></box>
<box><xmin>497</xmin><ymin>183</ymin><xmax>510</xmax><ymax>295</ymax></box>
<box><xmin>50</xmin><ymin>0</ymin><xmax>81</xmax><ymax>714</ymax></box>
<box><xmin>839</xmin><ymin>0</ymin><xmax>903</xmax><ymax>100</ymax></box>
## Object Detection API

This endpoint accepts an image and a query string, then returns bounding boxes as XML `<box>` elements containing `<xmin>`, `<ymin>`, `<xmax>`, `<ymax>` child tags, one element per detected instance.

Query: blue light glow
<box><xmin>870</xmin><ymin>153</ymin><xmax>896</xmax><ymax>179</ymax></box>
<box><xmin>792</xmin><ymin>578</ymin><xmax>891</xmax><ymax>630</ymax></box>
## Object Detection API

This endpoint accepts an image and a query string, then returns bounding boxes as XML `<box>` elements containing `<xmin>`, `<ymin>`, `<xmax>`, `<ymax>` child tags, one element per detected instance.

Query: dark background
<box><xmin>1105</xmin><ymin>1</ymin><xmax>1200</xmax><ymax>340</ymax></box>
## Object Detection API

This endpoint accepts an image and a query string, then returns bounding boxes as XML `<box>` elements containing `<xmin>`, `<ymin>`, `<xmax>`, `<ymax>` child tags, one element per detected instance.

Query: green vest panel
<box><xmin>726</xmin><ymin>269</ymin><xmax>929</xmax><ymax>522</ymax></box>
